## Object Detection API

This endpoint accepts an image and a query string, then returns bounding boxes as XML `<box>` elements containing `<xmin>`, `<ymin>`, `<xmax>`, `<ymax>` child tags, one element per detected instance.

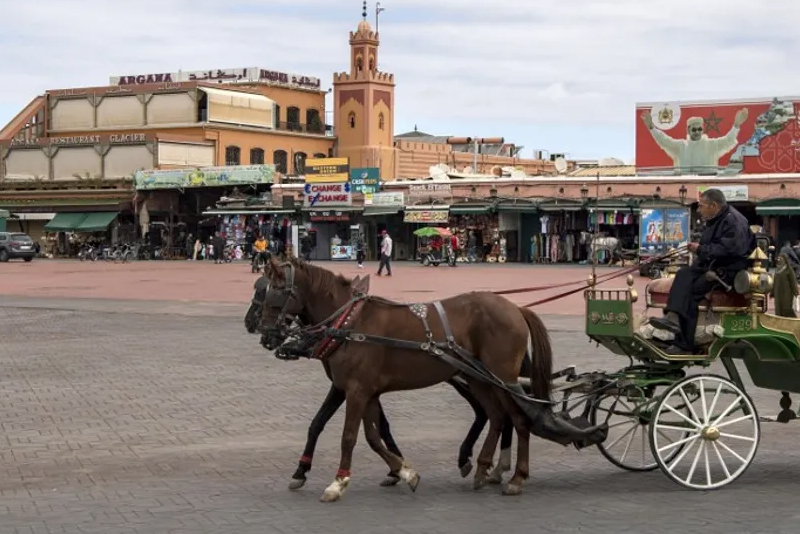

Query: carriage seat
<box><xmin>646</xmin><ymin>276</ymin><xmax>750</xmax><ymax>310</ymax></box>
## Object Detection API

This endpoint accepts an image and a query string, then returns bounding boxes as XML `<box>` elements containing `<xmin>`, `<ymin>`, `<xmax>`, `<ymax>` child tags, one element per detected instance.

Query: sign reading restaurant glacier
<box><xmin>109</xmin><ymin>67</ymin><xmax>321</xmax><ymax>90</ymax></box>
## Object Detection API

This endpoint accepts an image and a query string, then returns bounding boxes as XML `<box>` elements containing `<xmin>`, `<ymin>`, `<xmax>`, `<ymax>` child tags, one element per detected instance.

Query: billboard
<box><xmin>349</xmin><ymin>167</ymin><xmax>380</xmax><ymax>194</ymax></box>
<box><xmin>303</xmin><ymin>182</ymin><xmax>352</xmax><ymax>207</ymax></box>
<box><xmin>304</xmin><ymin>157</ymin><xmax>349</xmax><ymax>183</ymax></box>
<box><xmin>134</xmin><ymin>164</ymin><xmax>275</xmax><ymax>190</ymax></box>
<box><xmin>639</xmin><ymin>207</ymin><xmax>690</xmax><ymax>256</ymax></box>
<box><xmin>635</xmin><ymin>97</ymin><xmax>800</xmax><ymax>175</ymax></box>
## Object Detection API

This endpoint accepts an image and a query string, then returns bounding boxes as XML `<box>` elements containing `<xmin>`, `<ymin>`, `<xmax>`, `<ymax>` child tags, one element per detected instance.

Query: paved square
<box><xmin>0</xmin><ymin>262</ymin><xmax>798</xmax><ymax>533</ymax></box>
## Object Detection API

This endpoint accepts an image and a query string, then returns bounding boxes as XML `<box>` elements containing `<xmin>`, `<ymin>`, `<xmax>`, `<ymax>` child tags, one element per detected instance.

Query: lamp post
<box><xmin>679</xmin><ymin>184</ymin><xmax>687</xmax><ymax>205</ymax></box>
<box><xmin>580</xmin><ymin>184</ymin><xmax>589</xmax><ymax>202</ymax></box>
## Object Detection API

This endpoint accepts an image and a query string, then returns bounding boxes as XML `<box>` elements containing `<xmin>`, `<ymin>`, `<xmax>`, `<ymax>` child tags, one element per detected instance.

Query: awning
<box><xmin>450</xmin><ymin>204</ymin><xmax>492</xmax><ymax>214</ymax></box>
<box><xmin>497</xmin><ymin>203</ymin><xmax>537</xmax><ymax>213</ymax></box>
<box><xmin>755</xmin><ymin>198</ymin><xmax>800</xmax><ymax>216</ymax></box>
<box><xmin>73</xmin><ymin>212</ymin><xmax>118</xmax><ymax>233</ymax></box>
<box><xmin>44</xmin><ymin>212</ymin><xmax>89</xmax><ymax>232</ymax></box>
<box><xmin>200</xmin><ymin>86</ymin><xmax>275</xmax><ymax>129</ymax></box>
<box><xmin>363</xmin><ymin>207</ymin><xmax>401</xmax><ymax>216</ymax></box>
<box><xmin>9</xmin><ymin>212</ymin><xmax>56</xmax><ymax>221</ymax></box>
<box><xmin>537</xmin><ymin>200</ymin><xmax>584</xmax><ymax>212</ymax></box>
<box><xmin>202</xmin><ymin>209</ymin><xmax>296</xmax><ymax>216</ymax></box>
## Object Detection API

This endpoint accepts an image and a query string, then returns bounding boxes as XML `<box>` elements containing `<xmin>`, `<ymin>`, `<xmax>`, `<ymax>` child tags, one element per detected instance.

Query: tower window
<box><xmin>378</xmin><ymin>112</ymin><xmax>385</xmax><ymax>130</ymax></box>
<box><xmin>356</xmin><ymin>56</ymin><xmax>363</xmax><ymax>72</ymax></box>
<box><xmin>348</xmin><ymin>112</ymin><xmax>356</xmax><ymax>129</ymax></box>
<box><xmin>369</xmin><ymin>56</ymin><xmax>375</xmax><ymax>71</ymax></box>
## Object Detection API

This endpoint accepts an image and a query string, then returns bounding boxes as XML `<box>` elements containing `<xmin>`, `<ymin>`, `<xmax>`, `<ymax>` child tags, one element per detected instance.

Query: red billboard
<box><xmin>635</xmin><ymin>97</ymin><xmax>800</xmax><ymax>174</ymax></box>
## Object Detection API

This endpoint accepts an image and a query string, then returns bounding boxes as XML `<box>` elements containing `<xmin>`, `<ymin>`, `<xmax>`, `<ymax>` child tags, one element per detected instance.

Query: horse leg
<box><xmin>465</xmin><ymin>380</ymin><xmax>504</xmax><ymax>490</ymax></box>
<box><xmin>320</xmin><ymin>390</ymin><xmax>369</xmax><ymax>503</ymax></box>
<box><xmin>487</xmin><ymin>415</ymin><xmax>514</xmax><ymax>484</ymax></box>
<box><xmin>376</xmin><ymin>401</ymin><xmax>403</xmax><ymax>486</ymax></box>
<box><xmin>447</xmin><ymin>378</ymin><xmax>488</xmax><ymax>477</ymax></box>
<box><xmin>291</xmin><ymin>384</ymin><xmax>345</xmax><ymax>490</ymax></box>
<box><xmin>493</xmin><ymin>391</ymin><xmax>531</xmax><ymax>496</ymax></box>
<box><xmin>363</xmin><ymin>397</ymin><xmax>420</xmax><ymax>492</ymax></box>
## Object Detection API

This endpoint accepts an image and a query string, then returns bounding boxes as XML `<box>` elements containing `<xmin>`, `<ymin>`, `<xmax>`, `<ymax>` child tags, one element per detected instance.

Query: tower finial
<box><xmin>362</xmin><ymin>0</ymin><xmax>367</xmax><ymax>19</ymax></box>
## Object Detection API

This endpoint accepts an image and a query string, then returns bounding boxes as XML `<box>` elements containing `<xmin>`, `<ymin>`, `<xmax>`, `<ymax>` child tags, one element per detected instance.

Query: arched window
<box><xmin>274</xmin><ymin>104</ymin><xmax>281</xmax><ymax>126</ymax></box>
<box><xmin>225</xmin><ymin>146</ymin><xmax>241</xmax><ymax>166</ymax></box>
<box><xmin>250</xmin><ymin>148</ymin><xmax>265</xmax><ymax>164</ymax></box>
<box><xmin>348</xmin><ymin>111</ymin><xmax>356</xmax><ymax>129</ymax></box>
<box><xmin>378</xmin><ymin>112</ymin><xmax>385</xmax><ymax>130</ymax></box>
<box><xmin>313</xmin><ymin>152</ymin><xmax>327</xmax><ymax>159</ymax></box>
<box><xmin>306</xmin><ymin>109</ymin><xmax>322</xmax><ymax>134</ymax></box>
<box><xmin>369</xmin><ymin>56</ymin><xmax>375</xmax><ymax>71</ymax></box>
<box><xmin>356</xmin><ymin>56</ymin><xmax>363</xmax><ymax>72</ymax></box>
<box><xmin>273</xmin><ymin>150</ymin><xmax>288</xmax><ymax>174</ymax></box>
<box><xmin>287</xmin><ymin>106</ymin><xmax>301</xmax><ymax>131</ymax></box>
<box><xmin>294</xmin><ymin>152</ymin><xmax>307</xmax><ymax>174</ymax></box>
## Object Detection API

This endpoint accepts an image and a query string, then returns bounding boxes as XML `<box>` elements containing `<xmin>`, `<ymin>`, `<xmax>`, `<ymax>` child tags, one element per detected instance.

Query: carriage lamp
<box><xmin>580</xmin><ymin>184</ymin><xmax>589</xmax><ymax>201</ymax></box>
<box><xmin>679</xmin><ymin>185</ymin><xmax>688</xmax><ymax>204</ymax></box>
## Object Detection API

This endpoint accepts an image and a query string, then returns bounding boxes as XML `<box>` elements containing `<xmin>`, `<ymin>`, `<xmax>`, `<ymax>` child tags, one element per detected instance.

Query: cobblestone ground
<box><xmin>2</xmin><ymin>296</ymin><xmax>800</xmax><ymax>534</ymax></box>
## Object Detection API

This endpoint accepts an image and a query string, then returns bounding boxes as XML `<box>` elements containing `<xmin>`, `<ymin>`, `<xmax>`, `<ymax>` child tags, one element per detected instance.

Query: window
<box><xmin>274</xmin><ymin>104</ymin><xmax>281</xmax><ymax>125</ymax></box>
<box><xmin>273</xmin><ymin>150</ymin><xmax>288</xmax><ymax>174</ymax></box>
<box><xmin>294</xmin><ymin>152</ymin><xmax>307</xmax><ymax>174</ymax></box>
<box><xmin>287</xmin><ymin>106</ymin><xmax>301</xmax><ymax>131</ymax></box>
<box><xmin>313</xmin><ymin>152</ymin><xmax>327</xmax><ymax>158</ymax></box>
<box><xmin>306</xmin><ymin>109</ymin><xmax>322</xmax><ymax>134</ymax></box>
<box><xmin>369</xmin><ymin>56</ymin><xmax>375</xmax><ymax>71</ymax></box>
<box><xmin>356</xmin><ymin>56</ymin><xmax>363</xmax><ymax>72</ymax></box>
<box><xmin>250</xmin><ymin>148</ymin><xmax>265</xmax><ymax>164</ymax></box>
<box><xmin>378</xmin><ymin>112</ymin><xmax>385</xmax><ymax>130</ymax></box>
<box><xmin>225</xmin><ymin>146</ymin><xmax>241</xmax><ymax>166</ymax></box>
<box><xmin>348</xmin><ymin>111</ymin><xmax>356</xmax><ymax>129</ymax></box>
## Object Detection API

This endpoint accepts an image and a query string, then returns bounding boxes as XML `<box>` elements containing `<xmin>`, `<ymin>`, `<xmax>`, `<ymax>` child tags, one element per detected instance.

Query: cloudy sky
<box><xmin>1</xmin><ymin>0</ymin><xmax>798</xmax><ymax>162</ymax></box>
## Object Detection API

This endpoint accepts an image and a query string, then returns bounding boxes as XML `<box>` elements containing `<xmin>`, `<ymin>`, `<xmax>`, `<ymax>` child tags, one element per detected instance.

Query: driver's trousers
<box><xmin>665</xmin><ymin>266</ymin><xmax>714</xmax><ymax>351</ymax></box>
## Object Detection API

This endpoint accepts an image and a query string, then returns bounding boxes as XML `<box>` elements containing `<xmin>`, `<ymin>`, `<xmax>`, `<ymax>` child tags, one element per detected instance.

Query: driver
<box><xmin>649</xmin><ymin>188</ymin><xmax>755</xmax><ymax>354</ymax></box>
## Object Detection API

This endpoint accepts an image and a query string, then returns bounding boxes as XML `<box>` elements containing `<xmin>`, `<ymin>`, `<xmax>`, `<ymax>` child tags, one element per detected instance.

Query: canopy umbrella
<box><xmin>413</xmin><ymin>227</ymin><xmax>451</xmax><ymax>238</ymax></box>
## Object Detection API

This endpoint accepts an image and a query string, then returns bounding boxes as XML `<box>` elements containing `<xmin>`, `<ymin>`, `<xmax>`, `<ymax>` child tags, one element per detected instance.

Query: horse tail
<box><xmin>518</xmin><ymin>306</ymin><xmax>552</xmax><ymax>401</ymax></box>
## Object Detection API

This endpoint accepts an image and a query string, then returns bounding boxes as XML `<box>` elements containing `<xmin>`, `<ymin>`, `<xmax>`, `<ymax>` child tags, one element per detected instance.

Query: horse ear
<box><xmin>267</xmin><ymin>256</ymin><xmax>283</xmax><ymax>280</ymax></box>
<box><xmin>353</xmin><ymin>274</ymin><xmax>370</xmax><ymax>295</ymax></box>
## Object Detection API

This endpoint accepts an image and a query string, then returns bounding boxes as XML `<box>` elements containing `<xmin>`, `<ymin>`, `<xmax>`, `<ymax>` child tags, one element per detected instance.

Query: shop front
<box><xmin>201</xmin><ymin>207</ymin><xmax>297</xmax><ymax>260</ymax></box>
<box><xmin>403</xmin><ymin>205</ymin><xmax>450</xmax><ymax>261</ymax></box>
<box><xmin>448</xmin><ymin>202</ymin><xmax>500</xmax><ymax>262</ymax></box>
<box><xmin>532</xmin><ymin>199</ymin><xmax>587</xmax><ymax>263</ymax></box>
<box><xmin>302</xmin><ymin>208</ymin><xmax>361</xmax><ymax>260</ymax></box>
<box><xmin>755</xmin><ymin>197</ymin><xmax>800</xmax><ymax>246</ymax></box>
<box><xmin>362</xmin><ymin>191</ymin><xmax>405</xmax><ymax>261</ymax></box>
<box><xmin>496</xmin><ymin>201</ymin><xmax>538</xmax><ymax>262</ymax></box>
<box><xmin>588</xmin><ymin>198</ymin><xmax>640</xmax><ymax>261</ymax></box>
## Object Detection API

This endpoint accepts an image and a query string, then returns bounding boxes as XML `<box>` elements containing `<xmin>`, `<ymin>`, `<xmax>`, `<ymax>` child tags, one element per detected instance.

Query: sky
<box><xmin>1</xmin><ymin>0</ymin><xmax>799</xmax><ymax>163</ymax></box>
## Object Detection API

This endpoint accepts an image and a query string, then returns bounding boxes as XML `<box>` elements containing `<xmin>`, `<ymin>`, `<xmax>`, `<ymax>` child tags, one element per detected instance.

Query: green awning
<box><xmin>538</xmin><ymin>200</ymin><xmax>583</xmax><ymax>212</ymax></box>
<box><xmin>755</xmin><ymin>198</ymin><xmax>800</xmax><ymax>216</ymax></box>
<box><xmin>497</xmin><ymin>203</ymin><xmax>538</xmax><ymax>213</ymax></box>
<box><xmin>72</xmin><ymin>212</ymin><xmax>118</xmax><ymax>233</ymax></box>
<box><xmin>450</xmin><ymin>204</ymin><xmax>491</xmax><ymax>214</ymax></box>
<box><xmin>363</xmin><ymin>207</ymin><xmax>401</xmax><ymax>216</ymax></box>
<box><xmin>44</xmin><ymin>212</ymin><xmax>89</xmax><ymax>232</ymax></box>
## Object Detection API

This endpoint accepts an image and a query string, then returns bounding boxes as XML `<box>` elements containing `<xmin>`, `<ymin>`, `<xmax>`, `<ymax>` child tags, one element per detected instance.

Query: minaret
<box><xmin>332</xmin><ymin>1</ymin><xmax>397</xmax><ymax>180</ymax></box>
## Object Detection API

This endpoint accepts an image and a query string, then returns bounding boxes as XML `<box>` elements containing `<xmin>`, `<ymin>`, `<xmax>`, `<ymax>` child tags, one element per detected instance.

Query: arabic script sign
<box><xmin>403</xmin><ymin>209</ymin><xmax>449</xmax><ymax>223</ymax></box>
<box><xmin>110</xmin><ymin>67</ymin><xmax>321</xmax><ymax>90</ymax></box>
<box><xmin>134</xmin><ymin>164</ymin><xmax>275</xmax><ymax>190</ymax></box>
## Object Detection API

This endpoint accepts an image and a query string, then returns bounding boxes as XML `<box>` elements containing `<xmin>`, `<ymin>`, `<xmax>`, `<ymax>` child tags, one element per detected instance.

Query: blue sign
<box><xmin>304</xmin><ymin>182</ymin><xmax>350</xmax><ymax>194</ymax></box>
<box><xmin>349</xmin><ymin>167</ymin><xmax>380</xmax><ymax>194</ymax></box>
<box><xmin>639</xmin><ymin>207</ymin><xmax>689</xmax><ymax>254</ymax></box>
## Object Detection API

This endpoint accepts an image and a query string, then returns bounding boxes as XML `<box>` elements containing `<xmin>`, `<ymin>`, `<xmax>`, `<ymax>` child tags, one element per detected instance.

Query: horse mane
<box><xmin>289</xmin><ymin>256</ymin><xmax>353</xmax><ymax>301</ymax></box>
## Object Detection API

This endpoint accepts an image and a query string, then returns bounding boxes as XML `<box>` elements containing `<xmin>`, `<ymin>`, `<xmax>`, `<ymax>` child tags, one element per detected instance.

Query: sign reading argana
<box><xmin>303</xmin><ymin>182</ymin><xmax>352</xmax><ymax>207</ymax></box>
<box><xmin>636</xmin><ymin>97</ymin><xmax>800</xmax><ymax>175</ymax></box>
<box><xmin>110</xmin><ymin>67</ymin><xmax>321</xmax><ymax>91</ymax></box>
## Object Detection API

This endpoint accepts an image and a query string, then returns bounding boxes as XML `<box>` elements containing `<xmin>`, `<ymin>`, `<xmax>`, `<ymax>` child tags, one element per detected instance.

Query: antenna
<box><xmin>376</xmin><ymin>2</ymin><xmax>385</xmax><ymax>33</ymax></box>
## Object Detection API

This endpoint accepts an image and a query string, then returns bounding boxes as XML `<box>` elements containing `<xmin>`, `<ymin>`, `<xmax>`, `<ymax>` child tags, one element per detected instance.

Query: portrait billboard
<box><xmin>635</xmin><ymin>97</ymin><xmax>800</xmax><ymax>175</ymax></box>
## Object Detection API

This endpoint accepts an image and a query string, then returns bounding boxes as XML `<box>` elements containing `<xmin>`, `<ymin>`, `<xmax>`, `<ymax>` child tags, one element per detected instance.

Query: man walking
<box><xmin>377</xmin><ymin>229</ymin><xmax>392</xmax><ymax>276</ymax></box>
<box><xmin>355</xmin><ymin>234</ymin><xmax>366</xmax><ymax>269</ymax></box>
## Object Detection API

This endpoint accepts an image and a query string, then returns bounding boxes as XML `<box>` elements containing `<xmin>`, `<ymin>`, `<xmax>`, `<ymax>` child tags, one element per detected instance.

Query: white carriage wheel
<box><xmin>592</xmin><ymin>387</ymin><xmax>689</xmax><ymax>472</ymax></box>
<box><xmin>649</xmin><ymin>374</ymin><xmax>760</xmax><ymax>490</ymax></box>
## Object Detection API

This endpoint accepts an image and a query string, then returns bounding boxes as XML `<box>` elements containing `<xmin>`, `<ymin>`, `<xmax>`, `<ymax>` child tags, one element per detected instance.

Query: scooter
<box><xmin>420</xmin><ymin>245</ymin><xmax>456</xmax><ymax>267</ymax></box>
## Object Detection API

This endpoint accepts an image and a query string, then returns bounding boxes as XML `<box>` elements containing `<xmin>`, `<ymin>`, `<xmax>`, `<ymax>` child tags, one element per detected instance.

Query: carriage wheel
<box><xmin>591</xmin><ymin>385</ymin><xmax>688</xmax><ymax>472</ymax></box>
<box><xmin>650</xmin><ymin>374</ymin><xmax>760</xmax><ymax>490</ymax></box>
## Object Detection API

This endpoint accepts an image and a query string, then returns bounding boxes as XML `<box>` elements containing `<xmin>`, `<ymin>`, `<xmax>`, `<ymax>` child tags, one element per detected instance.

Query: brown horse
<box><xmin>257</xmin><ymin>256</ymin><xmax>605</xmax><ymax>502</ymax></box>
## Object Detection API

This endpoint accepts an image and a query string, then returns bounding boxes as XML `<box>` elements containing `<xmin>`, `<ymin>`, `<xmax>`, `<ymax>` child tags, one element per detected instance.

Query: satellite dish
<box><xmin>599</xmin><ymin>157</ymin><xmax>624</xmax><ymax>167</ymax></box>
<box><xmin>490</xmin><ymin>165</ymin><xmax>503</xmax><ymax>177</ymax></box>
<box><xmin>429</xmin><ymin>164</ymin><xmax>449</xmax><ymax>181</ymax></box>
<box><xmin>462</xmin><ymin>166</ymin><xmax>474</xmax><ymax>174</ymax></box>
<box><xmin>554</xmin><ymin>157</ymin><xmax>567</xmax><ymax>174</ymax></box>
<box><xmin>510</xmin><ymin>169</ymin><xmax>526</xmax><ymax>179</ymax></box>
<box><xmin>501</xmin><ymin>166</ymin><xmax>515</xmax><ymax>176</ymax></box>
<box><xmin>435</xmin><ymin>163</ymin><xmax>451</xmax><ymax>173</ymax></box>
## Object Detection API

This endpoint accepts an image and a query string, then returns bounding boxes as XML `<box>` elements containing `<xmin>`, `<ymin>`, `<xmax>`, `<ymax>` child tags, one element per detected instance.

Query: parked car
<box><xmin>0</xmin><ymin>232</ymin><xmax>35</xmax><ymax>262</ymax></box>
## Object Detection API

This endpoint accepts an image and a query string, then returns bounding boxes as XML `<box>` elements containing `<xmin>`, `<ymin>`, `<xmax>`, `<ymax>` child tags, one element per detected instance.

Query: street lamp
<box><xmin>679</xmin><ymin>184</ymin><xmax>687</xmax><ymax>204</ymax></box>
<box><xmin>489</xmin><ymin>187</ymin><xmax>498</xmax><ymax>198</ymax></box>
<box><xmin>580</xmin><ymin>184</ymin><xmax>589</xmax><ymax>202</ymax></box>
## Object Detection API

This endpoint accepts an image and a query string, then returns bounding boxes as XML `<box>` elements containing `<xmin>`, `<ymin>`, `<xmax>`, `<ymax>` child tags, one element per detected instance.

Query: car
<box><xmin>0</xmin><ymin>232</ymin><xmax>36</xmax><ymax>262</ymax></box>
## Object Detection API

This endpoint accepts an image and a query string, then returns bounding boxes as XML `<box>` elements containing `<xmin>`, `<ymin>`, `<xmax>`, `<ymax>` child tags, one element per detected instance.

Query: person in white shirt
<box><xmin>377</xmin><ymin>229</ymin><xmax>393</xmax><ymax>276</ymax></box>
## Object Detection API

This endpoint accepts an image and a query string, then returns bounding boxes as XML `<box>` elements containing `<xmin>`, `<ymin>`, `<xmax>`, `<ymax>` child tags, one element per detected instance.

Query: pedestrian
<box><xmin>376</xmin><ymin>229</ymin><xmax>392</xmax><ymax>276</ymax></box>
<box><xmin>355</xmin><ymin>234</ymin><xmax>366</xmax><ymax>269</ymax></box>
<box><xmin>467</xmin><ymin>231</ymin><xmax>477</xmax><ymax>262</ymax></box>
<box><xmin>212</xmin><ymin>232</ymin><xmax>225</xmax><ymax>264</ymax></box>
<box><xmin>773</xmin><ymin>252</ymin><xmax>799</xmax><ymax>318</ymax></box>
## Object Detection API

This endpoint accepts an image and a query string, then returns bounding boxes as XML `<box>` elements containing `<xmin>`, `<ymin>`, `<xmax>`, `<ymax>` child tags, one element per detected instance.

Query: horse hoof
<box><xmin>487</xmin><ymin>471</ymin><xmax>504</xmax><ymax>485</ymax></box>
<box><xmin>379</xmin><ymin>475</ymin><xmax>400</xmax><ymax>487</ymax></box>
<box><xmin>288</xmin><ymin>478</ymin><xmax>306</xmax><ymax>491</ymax></box>
<box><xmin>320</xmin><ymin>477</ymin><xmax>349</xmax><ymax>503</ymax></box>
<box><xmin>320</xmin><ymin>489</ymin><xmax>342</xmax><ymax>503</ymax></box>
<box><xmin>502</xmin><ymin>483</ymin><xmax>522</xmax><ymax>496</ymax></box>
<box><xmin>407</xmin><ymin>473</ymin><xmax>421</xmax><ymax>493</ymax></box>
<box><xmin>459</xmin><ymin>460</ymin><xmax>473</xmax><ymax>478</ymax></box>
<box><xmin>473</xmin><ymin>477</ymin><xmax>487</xmax><ymax>490</ymax></box>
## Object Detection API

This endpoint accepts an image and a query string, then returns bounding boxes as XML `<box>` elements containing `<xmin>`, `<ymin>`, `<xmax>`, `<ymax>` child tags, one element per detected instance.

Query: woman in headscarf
<box><xmin>772</xmin><ymin>252</ymin><xmax>798</xmax><ymax>318</ymax></box>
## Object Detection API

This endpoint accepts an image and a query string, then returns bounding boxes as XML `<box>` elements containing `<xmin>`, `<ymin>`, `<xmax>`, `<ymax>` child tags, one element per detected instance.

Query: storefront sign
<box><xmin>409</xmin><ymin>183</ymin><xmax>452</xmax><ymax>197</ymax></box>
<box><xmin>303</xmin><ymin>182</ymin><xmax>352</xmax><ymax>207</ymax></box>
<box><xmin>349</xmin><ymin>167</ymin><xmax>380</xmax><ymax>194</ymax></box>
<box><xmin>365</xmin><ymin>192</ymin><xmax>404</xmax><ymax>206</ymax></box>
<box><xmin>309</xmin><ymin>210</ymin><xmax>350</xmax><ymax>222</ymax></box>
<box><xmin>331</xmin><ymin>244</ymin><xmax>354</xmax><ymax>260</ymax></box>
<box><xmin>134</xmin><ymin>164</ymin><xmax>275</xmax><ymax>190</ymax></box>
<box><xmin>697</xmin><ymin>185</ymin><xmax>748</xmax><ymax>202</ymax></box>
<box><xmin>10</xmin><ymin>133</ymin><xmax>148</xmax><ymax>148</ymax></box>
<box><xmin>639</xmin><ymin>208</ymin><xmax>690</xmax><ymax>254</ymax></box>
<box><xmin>304</xmin><ymin>157</ymin><xmax>350</xmax><ymax>184</ymax></box>
<box><xmin>110</xmin><ymin>67</ymin><xmax>321</xmax><ymax>90</ymax></box>
<box><xmin>404</xmin><ymin>209</ymin><xmax>449</xmax><ymax>223</ymax></box>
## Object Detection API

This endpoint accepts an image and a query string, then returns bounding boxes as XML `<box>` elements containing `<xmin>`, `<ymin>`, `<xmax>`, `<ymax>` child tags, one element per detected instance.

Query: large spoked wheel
<box><xmin>591</xmin><ymin>385</ymin><xmax>689</xmax><ymax>472</ymax></box>
<box><xmin>650</xmin><ymin>374</ymin><xmax>760</xmax><ymax>490</ymax></box>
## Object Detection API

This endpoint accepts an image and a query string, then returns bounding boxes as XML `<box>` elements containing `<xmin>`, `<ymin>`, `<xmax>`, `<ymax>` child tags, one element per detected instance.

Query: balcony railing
<box><xmin>274</xmin><ymin>121</ymin><xmax>332</xmax><ymax>136</ymax></box>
